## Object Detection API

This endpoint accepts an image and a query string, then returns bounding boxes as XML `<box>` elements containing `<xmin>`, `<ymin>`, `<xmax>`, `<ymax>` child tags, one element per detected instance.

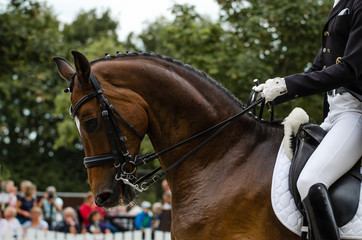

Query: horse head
<box><xmin>53</xmin><ymin>51</ymin><xmax>149</xmax><ymax>208</ymax></box>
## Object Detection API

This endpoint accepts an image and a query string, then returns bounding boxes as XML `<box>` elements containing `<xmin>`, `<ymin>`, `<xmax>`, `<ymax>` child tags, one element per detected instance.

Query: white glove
<box><xmin>255</xmin><ymin>77</ymin><xmax>287</xmax><ymax>102</ymax></box>
<box><xmin>253</xmin><ymin>83</ymin><xmax>265</xmax><ymax>93</ymax></box>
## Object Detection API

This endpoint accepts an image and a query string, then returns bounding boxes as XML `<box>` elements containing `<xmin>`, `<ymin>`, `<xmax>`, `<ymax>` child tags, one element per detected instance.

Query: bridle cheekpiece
<box><xmin>68</xmin><ymin>72</ymin><xmax>147</xmax><ymax>192</ymax></box>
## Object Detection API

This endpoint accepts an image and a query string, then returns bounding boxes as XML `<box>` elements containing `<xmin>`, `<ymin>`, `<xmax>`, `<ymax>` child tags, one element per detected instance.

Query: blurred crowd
<box><xmin>0</xmin><ymin>179</ymin><xmax>172</xmax><ymax>237</ymax></box>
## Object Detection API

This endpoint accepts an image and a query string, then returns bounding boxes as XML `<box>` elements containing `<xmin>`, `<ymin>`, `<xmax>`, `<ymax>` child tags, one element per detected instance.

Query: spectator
<box><xmin>162</xmin><ymin>191</ymin><xmax>172</xmax><ymax>210</ymax></box>
<box><xmin>156</xmin><ymin>180</ymin><xmax>172</xmax><ymax>232</ymax></box>
<box><xmin>0</xmin><ymin>181</ymin><xmax>6</xmax><ymax>214</ymax></box>
<box><xmin>54</xmin><ymin>207</ymin><xmax>81</xmax><ymax>234</ymax></box>
<box><xmin>6</xmin><ymin>181</ymin><xmax>17</xmax><ymax>206</ymax></box>
<box><xmin>135</xmin><ymin>201</ymin><xmax>152</xmax><ymax>230</ymax></box>
<box><xmin>153</xmin><ymin>192</ymin><xmax>172</xmax><ymax>232</ymax></box>
<box><xmin>4</xmin><ymin>180</ymin><xmax>17</xmax><ymax>208</ymax></box>
<box><xmin>84</xmin><ymin>210</ymin><xmax>111</xmax><ymax>234</ymax></box>
<box><xmin>0</xmin><ymin>180</ymin><xmax>17</xmax><ymax>216</ymax></box>
<box><xmin>151</xmin><ymin>202</ymin><xmax>162</xmax><ymax>229</ymax></box>
<box><xmin>0</xmin><ymin>212</ymin><xmax>5</xmax><ymax>233</ymax></box>
<box><xmin>1</xmin><ymin>181</ymin><xmax>9</xmax><ymax>215</ymax></box>
<box><xmin>18</xmin><ymin>180</ymin><xmax>32</xmax><ymax>198</ymax></box>
<box><xmin>162</xmin><ymin>180</ymin><xmax>170</xmax><ymax>193</ymax></box>
<box><xmin>103</xmin><ymin>205</ymin><xmax>129</xmax><ymax>232</ymax></box>
<box><xmin>38</xmin><ymin>186</ymin><xmax>63</xmax><ymax>229</ymax></box>
<box><xmin>22</xmin><ymin>207</ymin><xmax>48</xmax><ymax>233</ymax></box>
<box><xmin>79</xmin><ymin>191</ymin><xmax>104</xmax><ymax>226</ymax></box>
<box><xmin>15</xmin><ymin>183</ymin><xmax>36</xmax><ymax>224</ymax></box>
<box><xmin>126</xmin><ymin>203</ymin><xmax>142</xmax><ymax>217</ymax></box>
<box><xmin>104</xmin><ymin>204</ymin><xmax>143</xmax><ymax>231</ymax></box>
<box><xmin>0</xmin><ymin>206</ymin><xmax>22</xmax><ymax>237</ymax></box>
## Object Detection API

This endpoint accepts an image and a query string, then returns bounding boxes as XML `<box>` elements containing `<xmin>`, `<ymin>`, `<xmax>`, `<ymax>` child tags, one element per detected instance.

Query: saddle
<box><xmin>289</xmin><ymin>123</ymin><xmax>362</xmax><ymax>227</ymax></box>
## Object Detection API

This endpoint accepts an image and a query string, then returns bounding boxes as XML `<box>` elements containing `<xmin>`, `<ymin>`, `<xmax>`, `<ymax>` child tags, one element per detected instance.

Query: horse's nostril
<box><xmin>95</xmin><ymin>191</ymin><xmax>113</xmax><ymax>206</ymax></box>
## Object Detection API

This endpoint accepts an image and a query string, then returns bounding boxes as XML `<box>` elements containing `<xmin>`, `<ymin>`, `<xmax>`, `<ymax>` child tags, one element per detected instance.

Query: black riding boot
<box><xmin>302</xmin><ymin>183</ymin><xmax>340</xmax><ymax>240</ymax></box>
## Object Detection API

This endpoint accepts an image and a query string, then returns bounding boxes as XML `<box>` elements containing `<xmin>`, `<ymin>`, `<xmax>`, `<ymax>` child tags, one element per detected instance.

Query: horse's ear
<box><xmin>53</xmin><ymin>57</ymin><xmax>75</xmax><ymax>82</ymax></box>
<box><xmin>72</xmin><ymin>51</ymin><xmax>91</xmax><ymax>88</ymax></box>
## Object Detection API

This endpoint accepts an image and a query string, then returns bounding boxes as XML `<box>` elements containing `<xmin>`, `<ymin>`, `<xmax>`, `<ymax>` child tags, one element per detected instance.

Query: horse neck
<box><xmin>140</xmin><ymin>60</ymin><xmax>246</xmax><ymax>152</ymax></box>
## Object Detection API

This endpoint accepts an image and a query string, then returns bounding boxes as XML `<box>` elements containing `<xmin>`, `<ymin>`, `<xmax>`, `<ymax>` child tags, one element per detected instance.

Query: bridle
<box><xmin>68</xmin><ymin>73</ymin><xmax>144</xmax><ymax>186</ymax></box>
<box><xmin>67</xmin><ymin>72</ymin><xmax>264</xmax><ymax>193</ymax></box>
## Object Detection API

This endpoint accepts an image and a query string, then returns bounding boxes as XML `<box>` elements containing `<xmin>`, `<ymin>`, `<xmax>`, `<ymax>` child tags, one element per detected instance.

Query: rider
<box><xmin>255</xmin><ymin>0</ymin><xmax>362</xmax><ymax>239</ymax></box>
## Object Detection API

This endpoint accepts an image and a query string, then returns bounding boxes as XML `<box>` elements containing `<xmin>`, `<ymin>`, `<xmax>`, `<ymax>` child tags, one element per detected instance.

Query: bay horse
<box><xmin>54</xmin><ymin>51</ymin><xmax>299</xmax><ymax>240</ymax></box>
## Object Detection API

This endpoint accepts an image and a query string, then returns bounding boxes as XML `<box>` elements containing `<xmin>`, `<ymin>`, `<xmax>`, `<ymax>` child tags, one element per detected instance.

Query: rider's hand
<box><xmin>259</xmin><ymin>77</ymin><xmax>287</xmax><ymax>102</ymax></box>
<box><xmin>253</xmin><ymin>84</ymin><xmax>265</xmax><ymax>93</ymax></box>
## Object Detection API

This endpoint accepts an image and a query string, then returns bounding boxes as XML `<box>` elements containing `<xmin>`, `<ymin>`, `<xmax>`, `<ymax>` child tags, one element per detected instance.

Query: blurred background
<box><xmin>0</xmin><ymin>0</ymin><xmax>331</xmax><ymax>202</ymax></box>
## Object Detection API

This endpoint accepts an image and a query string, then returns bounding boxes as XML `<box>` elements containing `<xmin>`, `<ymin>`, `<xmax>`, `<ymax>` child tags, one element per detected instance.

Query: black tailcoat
<box><xmin>280</xmin><ymin>0</ymin><xmax>362</xmax><ymax>117</ymax></box>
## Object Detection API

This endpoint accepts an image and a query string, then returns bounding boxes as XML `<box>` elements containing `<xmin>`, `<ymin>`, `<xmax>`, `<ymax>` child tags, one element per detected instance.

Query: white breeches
<box><xmin>297</xmin><ymin>91</ymin><xmax>362</xmax><ymax>200</ymax></box>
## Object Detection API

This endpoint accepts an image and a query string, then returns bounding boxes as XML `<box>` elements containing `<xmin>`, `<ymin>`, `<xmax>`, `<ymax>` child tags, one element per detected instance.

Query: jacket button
<box><xmin>324</xmin><ymin>31</ymin><xmax>330</xmax><ymax>37</ymax></box>
<box><xmin>336</xmin><ymin>57</ymin><xmax>342</xmax><ymax>64</ymax></box>
<box><xmin>327</xmin><ymin>49</ymin><xmax>331</xmax><ymax>53</ymax></box>
<box><xmin>323</xmin><ymin>48</ymin><xmax>327</xmax><ymax>53</ymax></box>
<box><xmin>323</xmin><ymin>65</ymin><xmax>327</xmax><ymax>69</ymax></box>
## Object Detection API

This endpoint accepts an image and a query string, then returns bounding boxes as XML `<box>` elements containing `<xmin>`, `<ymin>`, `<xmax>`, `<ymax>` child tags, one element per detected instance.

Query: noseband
<box><xmin>67</xmin><ymin>72</ymin><xmax>265</xmax><ymax>193</ymax></box>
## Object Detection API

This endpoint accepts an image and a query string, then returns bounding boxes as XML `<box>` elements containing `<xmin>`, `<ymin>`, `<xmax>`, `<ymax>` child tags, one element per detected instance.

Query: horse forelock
<box><xmin>90</xmin><ymin>52</ymin><xmax>245</xmax><ymax>109</ymax></box>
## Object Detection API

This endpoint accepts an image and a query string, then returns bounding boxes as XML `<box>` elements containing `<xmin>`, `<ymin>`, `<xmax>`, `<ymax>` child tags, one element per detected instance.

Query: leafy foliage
<box><xmin>0</xmin><ymin>0</ymin><xmax>87</xmax><ymax>189</ymax></box>
<box><xmin>0</xmin><ymin>0</ymin><xmax>120</xmax><ymax>191</ymax></box>
<box><xmin>62</xmin><ymin>9</ymin><xmax>119</xmax><ymax>51</ymax></box>
<box><xmin>216</xmin><ymin>0</ymin><xmax>330</xmax><ymax>121</ymax></box>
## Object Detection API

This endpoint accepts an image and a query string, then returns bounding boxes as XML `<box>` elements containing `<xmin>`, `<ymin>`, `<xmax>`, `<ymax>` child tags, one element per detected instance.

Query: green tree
<box><xmin>216</xmin><ymin>0</ymin><xmax>332</xmax><ymax>121</ymax></box>
<box><xmin>0</xmin><ymin>0</ymin><xmax>87</xmax><ymax>191</ymax></box>
<box><xmin>62</xmin><ymin>9</ymin><xmax>118</xmax><ymax>49</ymax></box>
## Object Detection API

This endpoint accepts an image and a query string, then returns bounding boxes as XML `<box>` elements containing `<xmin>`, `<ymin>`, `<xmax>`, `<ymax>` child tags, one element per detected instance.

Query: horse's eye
<box><xmin>84</xmin><ymin>118</ymin><xmax>98</xmax><ymax>133</ymax></box>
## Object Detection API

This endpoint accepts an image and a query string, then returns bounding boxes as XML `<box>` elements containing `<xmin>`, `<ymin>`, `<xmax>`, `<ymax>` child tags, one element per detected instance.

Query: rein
<box><xmin>68</xmin><ymin>72</ymin><xmax>264</xmax><ymax>193</ymax></box>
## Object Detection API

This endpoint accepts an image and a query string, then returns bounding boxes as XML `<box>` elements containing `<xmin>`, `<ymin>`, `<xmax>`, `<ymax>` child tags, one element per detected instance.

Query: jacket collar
<box><xmin>326</xmin><ymin>0</ymin><xmax>350</xmax><ymax>23</ymax></box>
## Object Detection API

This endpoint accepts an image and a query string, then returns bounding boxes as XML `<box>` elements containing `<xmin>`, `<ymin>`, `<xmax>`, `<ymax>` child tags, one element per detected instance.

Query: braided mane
<box><xmin>90</xmin><ymin>51</ymin><xmax>244</xmax><ymax>109</ymax></box>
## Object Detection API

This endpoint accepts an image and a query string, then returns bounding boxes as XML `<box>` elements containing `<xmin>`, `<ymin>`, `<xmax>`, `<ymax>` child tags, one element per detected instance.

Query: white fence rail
<box><xmin>0</xmin><ymin>228</ymin><xmax>171</xmax><ymax>240</ymax></box>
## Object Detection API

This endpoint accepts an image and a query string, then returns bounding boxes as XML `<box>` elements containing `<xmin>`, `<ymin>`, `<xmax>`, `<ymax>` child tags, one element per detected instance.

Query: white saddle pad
<box><xmin>271</xmin><ymin>141</ymin><xmax>362</xmax><ymax>239</ymax></box>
